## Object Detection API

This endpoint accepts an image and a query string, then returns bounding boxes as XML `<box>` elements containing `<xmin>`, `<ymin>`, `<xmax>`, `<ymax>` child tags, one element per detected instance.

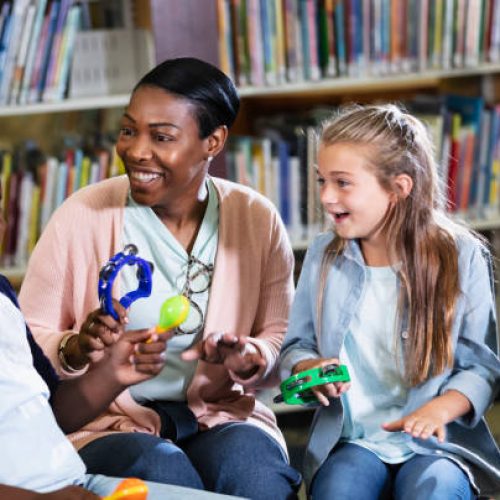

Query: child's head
<box><xmin>318</xmin><ymin>104</ymin><xmax>445</xmax><ymax>257</ymax></box>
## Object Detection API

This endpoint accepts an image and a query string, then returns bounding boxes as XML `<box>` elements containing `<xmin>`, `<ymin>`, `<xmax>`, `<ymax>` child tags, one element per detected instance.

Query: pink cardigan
<box><xmin>19</xmin><ymin>176</ymin><xmax>294</xmax><ymax>452</ymax></box>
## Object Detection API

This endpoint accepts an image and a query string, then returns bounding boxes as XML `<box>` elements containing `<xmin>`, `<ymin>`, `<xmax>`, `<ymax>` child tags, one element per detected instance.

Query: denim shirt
<box><xmin>280</xmin><ymin>232</ymin><xmax>500</xmax><ymax>494</ymax></box>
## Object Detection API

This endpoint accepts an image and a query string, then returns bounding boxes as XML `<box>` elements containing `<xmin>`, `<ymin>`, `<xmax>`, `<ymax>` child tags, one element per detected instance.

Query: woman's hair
<box><xmin>317</xmin><ymin>103</ymin><xmax>474</xmax><ymax>386</ymax></box>
<box><xmin>135</xmin><ymin>57</ymin><xmax>240</xmax><ymax>139</ymax></box>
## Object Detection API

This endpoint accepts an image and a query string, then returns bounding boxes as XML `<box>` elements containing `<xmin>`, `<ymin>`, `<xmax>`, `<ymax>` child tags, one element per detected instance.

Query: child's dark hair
<box><xmin>135</xmin><ymin>57</ymin><xmax>240</xmax><ymax>139</ymax></box>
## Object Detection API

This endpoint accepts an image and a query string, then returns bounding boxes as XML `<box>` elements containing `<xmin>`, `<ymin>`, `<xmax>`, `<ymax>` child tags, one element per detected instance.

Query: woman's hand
<box><xmin>182</xmin><ymin>332</ymin><xmax>266</xmax><ymax>379</ymax></box>
<box><xmin>292</xmin><ymin>358</ymin><xmax>351</xmax><ymax>406</ymax></box>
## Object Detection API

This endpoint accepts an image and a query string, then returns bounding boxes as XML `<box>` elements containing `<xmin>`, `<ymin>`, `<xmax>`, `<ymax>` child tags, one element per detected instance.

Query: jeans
<box><xmin>79</xmin><ymin>422</ymin><xmax>301</xmax><ymax>500</ymax></box>
<box><xmin>310</xmin><ymin>442</ymin><xmax>476</xmax><ymax>500</ymax></box>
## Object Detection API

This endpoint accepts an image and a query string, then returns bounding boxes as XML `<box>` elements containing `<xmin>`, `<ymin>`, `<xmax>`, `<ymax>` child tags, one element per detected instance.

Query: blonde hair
<box><xmin>318</xmin><ymin>103</ymin><xmax>472</xmax><ymax>386</ymax></box>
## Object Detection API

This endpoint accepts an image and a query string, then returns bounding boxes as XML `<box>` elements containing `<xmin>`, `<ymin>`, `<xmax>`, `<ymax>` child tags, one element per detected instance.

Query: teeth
<box><xmin>130</xmin><ymin>171</ymin><xmax>161</xmax><ymax>182</ymax></box>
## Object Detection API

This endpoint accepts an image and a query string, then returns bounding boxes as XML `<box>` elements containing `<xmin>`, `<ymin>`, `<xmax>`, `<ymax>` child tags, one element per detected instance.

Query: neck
<box><xmin>359</xmin><ymin>237</ymin><xmax>392</xmax><ymax>267</ymax></box>
<box><xmin>153</xmin><ymin>177</ymin><xmax>209</xmax><ymax>252</ymax></box>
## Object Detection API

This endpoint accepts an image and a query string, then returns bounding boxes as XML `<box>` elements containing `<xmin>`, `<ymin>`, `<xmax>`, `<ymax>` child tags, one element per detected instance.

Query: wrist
<box><xmin>58</xmin><ymin>333</ymin><xmax>89</xmax><ymax>372</ymax></box>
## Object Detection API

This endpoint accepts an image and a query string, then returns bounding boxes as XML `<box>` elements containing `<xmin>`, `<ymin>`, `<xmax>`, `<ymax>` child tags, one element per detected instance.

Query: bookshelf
<box><xmin>3</xmin><ymin>0</ymin><xmax>500</xmax><ymax>285</ymax></box>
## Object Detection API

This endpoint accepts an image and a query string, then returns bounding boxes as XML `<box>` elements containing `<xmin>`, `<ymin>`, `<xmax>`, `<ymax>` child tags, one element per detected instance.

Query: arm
<box><xmin>183</xmin><ymin>205</ymin><xmax>296</xmax><ymax>387</ymax></box>
<box><xmin>52</xmin><ymin>328</ymin><xmax>168</xmax><ymax>433</ymax></box>
<box><xmin>279</xmin><ymin>236</ymin><xmax>330</xmax><ymax>378</ymax></box>
<box><xmin>0</xmin><ymin>485</ymin><xmax>99</xmax><ymax>500</ymax></box>
<box><xmin>383</xmin><ymin>390</ymin><xmax>472</xmax><ymax>442</ymax></box>
<box><xmin>384</xmin><ymin>241</ymin><xmax>500</xmax><ymax>439</ymax></box>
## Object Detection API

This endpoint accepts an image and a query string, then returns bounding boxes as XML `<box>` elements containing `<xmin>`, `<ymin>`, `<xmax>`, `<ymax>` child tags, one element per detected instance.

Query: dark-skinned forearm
<box><xmin>51</xmin><ymin>362</ymin><xmax>125</xmax><ymax>433</ymax></box>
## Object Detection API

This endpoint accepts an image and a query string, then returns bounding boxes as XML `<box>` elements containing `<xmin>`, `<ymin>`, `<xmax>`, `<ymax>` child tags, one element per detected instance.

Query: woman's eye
<box><xmin>119</xmin><ymin>127</ymin><xmax>133</xmax><ymax>136</ymax></box>
<box><xmin>155</xmin><ymin>134</ymin><xmax>172</xmax><ymax>142</ymax></box>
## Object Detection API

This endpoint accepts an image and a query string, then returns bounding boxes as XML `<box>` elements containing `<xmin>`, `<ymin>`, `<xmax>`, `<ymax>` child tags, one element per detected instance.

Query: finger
<box><xmin>131</xmin><ymin>361</ymin><xmax>166</xmax><ymax>376</ymax></box>
<box><xmin>382</xmin><ymin>418</ymin><xmax>404</xmax><ymax>432</ymax></box>
<box><xmin>181</xmin><ymin>341</ymin><xmax>204</xmax><ymax>361</ymax></box>
<box><xmin>122</xmin><ymin>328</ymin><xmax>157</xmax><ymax>345</ymax></box>
<box><xmin>435</xmin><ymin>425</ymin><xmax>446</xmax><ymax>443</ymax></box>
<box><xmin>86</xmin><ymin>335</ymin><xmax>106</xmax><ymax>352</ymax></box>
<box><xmin>419</xmin><ymin>423</ymin><xmax>436</xmax><ymax>440</ymax></box>
<box><xmin>132</xmin><ymin>351</ymin><xmax>167</xmax><ymax>366</ymax></box>
<box><xmin>111</xmin><ymin>299</ymin><xmax>129</xmax><ymax>324</ymax></box>
<box><xmin>312</xmin><ymin>387</ymin><xmax>330</xmax><ymax>406</ymax></box>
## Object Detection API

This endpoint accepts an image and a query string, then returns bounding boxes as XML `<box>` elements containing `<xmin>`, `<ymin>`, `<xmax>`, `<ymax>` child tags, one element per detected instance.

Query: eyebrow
<box><xmin>122</xmin><ymin>113</ymin><xmax>181</xmax><ymax>130</ymax></box>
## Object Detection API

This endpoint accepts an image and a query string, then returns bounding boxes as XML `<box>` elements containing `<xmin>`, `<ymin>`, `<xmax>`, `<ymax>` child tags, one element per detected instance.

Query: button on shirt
<box><xmin>340</xmin><ymin>265</ymin><xmax>415</xmax><ymax>464</ymax></box>
<box><xmin>123</xmin><ymin>180</ymin><xmax>219</xmax><ymax>403</ymax></box>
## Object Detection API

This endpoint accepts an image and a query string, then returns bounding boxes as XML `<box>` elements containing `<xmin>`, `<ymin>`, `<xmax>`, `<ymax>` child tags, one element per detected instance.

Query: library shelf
<box><xmin>0</xmin><ymin>93</ymin><xmax>131</xmax><ymax>117</ymax></box>
<box><xmin>238</xmin><ymin>64</ymin><xmax>500</xmax><ymax>99</ymax></box>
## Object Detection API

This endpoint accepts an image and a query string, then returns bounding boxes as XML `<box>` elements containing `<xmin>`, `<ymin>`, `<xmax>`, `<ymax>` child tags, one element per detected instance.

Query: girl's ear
<box><xmin>392</xmin><ymin>173</ymin><xmax>413</xmax><ymax>200</ymax></box>
<box><xmin>206</xmin><ymin>125</ymin><xmax>228</xmax><ymax>159</ymax></box>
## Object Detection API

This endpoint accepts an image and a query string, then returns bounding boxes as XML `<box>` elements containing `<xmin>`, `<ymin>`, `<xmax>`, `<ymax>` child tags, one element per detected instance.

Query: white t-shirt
<box><xmin>340</xmin><ymin>265</ymin><xmax>415</xmax><ymax>464</ymax></box>
<box><xmin>0</xmin><ymin>293</ymin><xmax>86</xmax><ymax>491</ymax></box>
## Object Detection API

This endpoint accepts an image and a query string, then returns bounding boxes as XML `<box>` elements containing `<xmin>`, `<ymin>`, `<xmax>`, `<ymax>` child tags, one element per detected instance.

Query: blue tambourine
<box><xmin>98</xmin><ymin>244</ymin><xmax>154</xmax><ymax>320</ymax></box>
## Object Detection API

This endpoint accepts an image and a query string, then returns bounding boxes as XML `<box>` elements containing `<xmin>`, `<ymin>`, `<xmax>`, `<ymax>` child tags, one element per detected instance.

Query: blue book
<box><xmin>34</xmin><ymin>0</ymin><xmax>60</xmax><ymax>102</ymax></box>
<box><xmin>0</xmin><ymin>3</ymin><xmax>13</xmax><ymax>93</ymax></box>
<box><xmin>277</xmin><ymin>140</ymin><xmax>290</xmax><ymax>225</ymax></box>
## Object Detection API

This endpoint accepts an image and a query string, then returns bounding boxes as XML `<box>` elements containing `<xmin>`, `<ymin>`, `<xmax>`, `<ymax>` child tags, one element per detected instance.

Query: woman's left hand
<box><xmin>181</xmin><ymin>332</ymin><xmax>266</xmax><ymax>379</ymax></box>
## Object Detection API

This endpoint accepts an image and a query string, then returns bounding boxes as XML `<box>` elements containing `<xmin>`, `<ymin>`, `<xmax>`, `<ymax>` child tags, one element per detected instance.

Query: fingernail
<box><xmin>129</xmin><ymin>355</ymin><xmax>135</xmax><ymax>364</ymax></box>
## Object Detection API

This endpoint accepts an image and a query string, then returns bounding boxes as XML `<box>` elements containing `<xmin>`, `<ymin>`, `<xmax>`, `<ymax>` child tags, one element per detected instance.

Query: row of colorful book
<box><xmin>225</xmin><ymin>94</ymin><xmax>500</xmax><ymax>244</ymax></box>
<box><xmin>217</xmin><ymin>0</ymin><xmax>500</xmax><ymax>88</ymax></box>
<box><xmin>0</xmin><ymin>0</ymin><xmax>85</xmax><ymax>106</ymax></box>
<box><xmin>0</xmin><ymin>146</ymin><xmax>124</xmax><ymax>267</ymax></box>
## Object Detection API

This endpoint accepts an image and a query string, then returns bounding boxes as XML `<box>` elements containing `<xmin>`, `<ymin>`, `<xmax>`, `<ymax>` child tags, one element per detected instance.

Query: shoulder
<box><xmin>211</xmin><ymin>177</ymin><xmax>278</xmax><ymax>217</ymax></box>
<box><xmin>455</xmin><ymin>232</ymin><xmax>490</xmax><ymax>268</ymax></box>
<box><xmin>305</xmin><ymin>232</ymin><xmax>335</xmax><ymax>260</ymax></box>
<box><xmin>60</xmin><ymin>175</ymin><xmax>129</xmax><ymax>211</ymax></box>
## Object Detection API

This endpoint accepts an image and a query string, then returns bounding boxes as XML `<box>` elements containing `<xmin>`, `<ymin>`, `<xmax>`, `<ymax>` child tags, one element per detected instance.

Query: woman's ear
<box><xmin>392</xmin><ymin>173</ymin><xmax>413</xmax><ymax>200</ymax></box>
<box><xmin>206</xmin><ymin>125</ymin><xmax>228</xmax><ymax>159</ymax></box>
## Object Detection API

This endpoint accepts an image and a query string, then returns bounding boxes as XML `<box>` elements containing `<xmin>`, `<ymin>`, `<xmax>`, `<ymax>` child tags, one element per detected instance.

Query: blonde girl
<box><xmin>279</xmin><ymin>104</ymin><xmax>500</xmax><ymax>499</ymax></box>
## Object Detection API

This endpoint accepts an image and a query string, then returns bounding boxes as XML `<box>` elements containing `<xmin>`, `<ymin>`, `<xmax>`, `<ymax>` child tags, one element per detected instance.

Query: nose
<box><xmin>319</xmin><ymin>183</ymin><xmax>338</xmax><ymax>206</ymax></box>
<box><xmin>127</xmin><ymin>134</ymin><xmax>153</xmax><ymax>162</ymax></box>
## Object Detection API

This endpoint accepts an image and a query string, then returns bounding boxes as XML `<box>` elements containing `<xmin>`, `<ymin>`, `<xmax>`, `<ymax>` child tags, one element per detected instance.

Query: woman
<box><xmin>19</xmin><ymin>57</ymin><xmax>301</xmax><ymax>500</ymax></box>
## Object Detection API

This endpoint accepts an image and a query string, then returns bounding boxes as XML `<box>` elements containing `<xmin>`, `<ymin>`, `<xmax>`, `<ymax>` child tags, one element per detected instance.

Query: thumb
<box><xmin>121</xmin><ymin>328</ymin><xmax>156</xmax><ymax>345</ymax></box>
<box><xmin>181</xmin><ymin>341</ymin><xmax>204</xmax><ymax>361</ymax></box>
<box><xmin>382</xmin><ymin>418</ymin><xmax>403</xmax><ymax>432</ymax></box>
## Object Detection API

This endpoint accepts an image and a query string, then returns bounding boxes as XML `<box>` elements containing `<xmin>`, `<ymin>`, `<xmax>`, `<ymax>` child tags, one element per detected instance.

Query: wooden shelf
<box><xmin>2</xmin><ymin>63</ymin><xmax>500</xmax><ymax>117</ymax></box>
<box><xmin>238</xmin><ymin>64</ymin><xmax>500</xmax><ymax>98</ymax></box>
<box><xmin>0</xmin><ymin>94</ymin><xmax>131</xmax><ymax>117</ymax></box>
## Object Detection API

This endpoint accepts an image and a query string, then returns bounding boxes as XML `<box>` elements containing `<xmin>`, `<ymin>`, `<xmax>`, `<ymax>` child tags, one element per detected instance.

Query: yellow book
<box><xmin>0</xmin><ymin>153</ymin><xmax>12</xmax><ymax>257</ymax></box>
<box><xmin>28</xmin><ymin>185</ymin><xmax>40</xmax><ymax>254</ymax></box>
<box><xmin>79</xmin><ymin>156</ymin><xmax>91</xmax><ymax>188</ymax></box>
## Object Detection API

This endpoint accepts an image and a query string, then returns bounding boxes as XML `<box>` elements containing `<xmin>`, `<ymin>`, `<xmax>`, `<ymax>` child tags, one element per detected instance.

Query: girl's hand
<box><xmin>383</xmin><ymin>409</ymin><xmax>447</xmax><ymax>443</ymax></box>
<box><xmin>292</xmin><ymin>358</ymin><xmax>351</xmax><ymax>406</ymax></box>
<box><xmin>181</xmin><ymin>332</ymin><xmax>266</xmax><ymax>379</ymax></box>
<box><xmin>382</xmin><ymin>390</ymin><xmax>471</xmax><ymax>443</ymax></box>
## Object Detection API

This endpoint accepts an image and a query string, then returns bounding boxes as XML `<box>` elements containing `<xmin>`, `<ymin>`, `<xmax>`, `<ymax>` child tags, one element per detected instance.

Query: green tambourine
<box><xmin>273</xmin><ymin>363</ymin><xmax>350</xmax><ymax>405</ymax></box>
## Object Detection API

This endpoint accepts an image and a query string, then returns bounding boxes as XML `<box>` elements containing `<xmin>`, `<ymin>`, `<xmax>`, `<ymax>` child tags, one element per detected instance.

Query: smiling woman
<box><xmin>18</xmin><ymin>57</ymin><xmax>301</xmax><ymax>500</ymax></box>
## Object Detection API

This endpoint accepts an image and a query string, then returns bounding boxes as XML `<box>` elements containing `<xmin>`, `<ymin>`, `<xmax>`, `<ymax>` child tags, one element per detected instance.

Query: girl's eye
<box><xmin>337</xmin><ymin>179</ymin><xmax>350</xmax><ymax>188</ymax></box>
<box><xmin>316</xmin><ymin>177</ymin><xmax>325</xmax><ymax>186</ymax></box>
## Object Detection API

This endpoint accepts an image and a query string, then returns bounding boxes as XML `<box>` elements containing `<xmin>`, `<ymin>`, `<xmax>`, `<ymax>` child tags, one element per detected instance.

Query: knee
<box><xmin>129</xmin><ymin>442</ymin><xmax>204</xmax><ymax>490</ymax></box>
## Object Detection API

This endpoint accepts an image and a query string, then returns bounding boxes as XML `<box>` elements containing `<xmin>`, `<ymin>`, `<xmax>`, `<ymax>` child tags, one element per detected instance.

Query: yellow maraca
<box><xmin>103</xmin><ymin>478</ymin><xmax>148</xmax><ymax>500</ymax></box>
<box><xmin>156</xmin><ymin>294</ymin><xmax>190</xmax><ymax>333</ymax></box>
